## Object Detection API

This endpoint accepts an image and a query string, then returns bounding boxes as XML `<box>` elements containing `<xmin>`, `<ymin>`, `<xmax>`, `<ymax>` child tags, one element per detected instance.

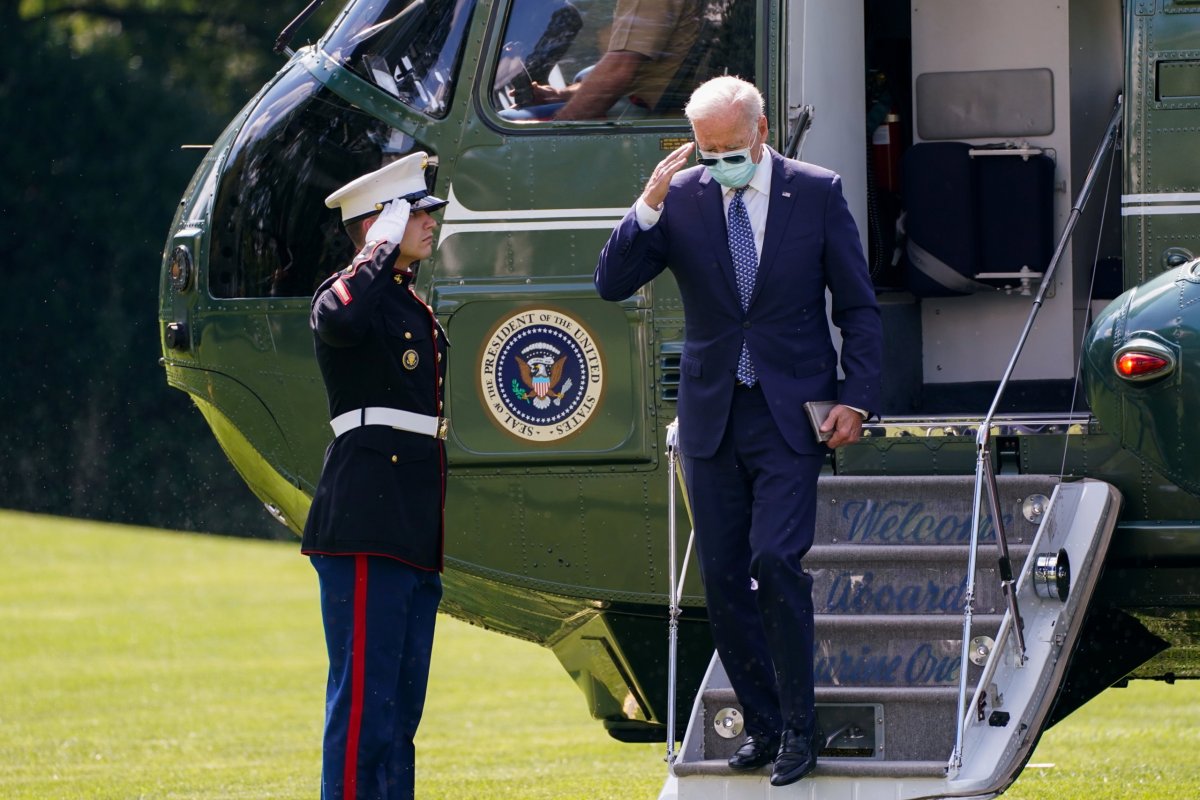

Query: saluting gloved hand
<box><xmin>367</xmin><ymin>198</ymin><xmax>411</xmax><ymax>244</ymax></box>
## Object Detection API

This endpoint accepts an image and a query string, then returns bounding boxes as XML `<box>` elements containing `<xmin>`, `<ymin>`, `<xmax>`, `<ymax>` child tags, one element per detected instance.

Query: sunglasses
<box><xmin>696</xmin><ymin>147</ymin><xmax>751</xmax><ymax>166</ymax></box>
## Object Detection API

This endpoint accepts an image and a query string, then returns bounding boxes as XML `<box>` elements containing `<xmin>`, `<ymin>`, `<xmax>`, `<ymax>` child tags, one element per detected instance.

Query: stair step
<box><xmin>694</xmin><ymin>615</ymin><xmax>1005</xmax><ymax>763</ymax></box>
<box><xmin>813</xmin><ymin>474</ymin><xmax>1055</xmax><ymax>548</ymax></box>
<box><xmin>705</xmin><ymin>686</ymin><xmax>959</xmax><ymax>704</ymax></box>
<box><xmin>809</xmin><ymin>544</ymin><xmax>1031</xmax><ymax>561</ymax></box>
<box><xmin>809</xmin><ymin>614</ymin><xmax>1002</xmax><ymax>688</ymax></box>
<box><xmin>809</xmin><ymin>544</ymin><xmax>1028</xmax><ymax>616</ymax></box>
<box><xmin>814</xmin><ymin>612</ymin><xmax>1003</xmax><ymax>632</ymax></box>
<box><xmin>702</xmin><ymin>686</ymin><xmax>960</xmax><ymax>763</ymax></box>
<box><xmin>671</xmin><ymin>758</ymin><xmax>948</xmax><ymax>779</ymax></box>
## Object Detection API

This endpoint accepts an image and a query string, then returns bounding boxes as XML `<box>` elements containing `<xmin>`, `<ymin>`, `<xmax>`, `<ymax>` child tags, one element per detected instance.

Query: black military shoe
<box><xmin>769</xmin><ymin>728</ymin><xmax>823</xmax><ymax>786</ymax></box>
<box><xmin>727</xmin><ymin>733</ymin><xmax>777</xmax><ymax>770</ymax></box>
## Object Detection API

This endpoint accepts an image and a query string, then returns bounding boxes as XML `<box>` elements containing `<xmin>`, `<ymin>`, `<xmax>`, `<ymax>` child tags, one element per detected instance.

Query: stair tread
<box><xmin>671</xmin><ymin>758</ymin><xmax>948</xmax><ymax>779</ymax></box>
<box><xmin>809</xmin><ymin>474</ymin><xmax>1052</xmax><ymax>547</ymax></box>
<box><xmin>809</xmin><ymin>543</ymin><xmax>1033</xmax><ymax>557</ymax></box>
<box><xmin>704</xmin><ymin>685</ymin><xmax>959</xmax><ymax>701</ymax></box>
<box><xmin>813</xmin><ymin>612</ymin><xmax>1004</xmax><ymax>626</ymax></box>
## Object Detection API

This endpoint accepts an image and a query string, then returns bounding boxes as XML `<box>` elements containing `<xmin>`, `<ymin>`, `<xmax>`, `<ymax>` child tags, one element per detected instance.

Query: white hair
<box><xmin>684</xmin><ymin>76</ymin><xmax>764</xmax><ymax>131</ymax></box>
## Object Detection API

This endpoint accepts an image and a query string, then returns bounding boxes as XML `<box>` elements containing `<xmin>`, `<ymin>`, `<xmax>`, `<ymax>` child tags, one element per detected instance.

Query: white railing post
<box><xmin>665</xmin><ymin>420</ymin><xmax>681</xmax><ymax>766</ymax></box>
<box><xmin>665</xmin><ymin>420</ymin><xmax>696</xmax><ymax>768</ymax></box>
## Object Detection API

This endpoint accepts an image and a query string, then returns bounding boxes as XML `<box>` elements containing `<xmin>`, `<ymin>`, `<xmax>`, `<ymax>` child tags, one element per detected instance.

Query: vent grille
<box><xmin>659</xmin><ymin>342</ymin><xmax>683</xmax><ymax>403</ymax></box>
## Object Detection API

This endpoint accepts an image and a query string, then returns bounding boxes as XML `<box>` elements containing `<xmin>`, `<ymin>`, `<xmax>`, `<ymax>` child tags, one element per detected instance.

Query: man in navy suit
<box><xmin>595</xmin><ymin>76</ymin><xmax>882</xmax><ymax>786</ymax></box>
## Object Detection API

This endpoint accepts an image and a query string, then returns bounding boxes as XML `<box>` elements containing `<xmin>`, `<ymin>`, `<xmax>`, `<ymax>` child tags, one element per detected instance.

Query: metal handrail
<box><xmin>665</xmin><ymin>420</ymin><xmax>696</xmax><ymax>767</ymax></box>
<box><xmin>948</xmin><ymin>94</ymin><xmax>1123</xmax><ymax>774</ymax></box>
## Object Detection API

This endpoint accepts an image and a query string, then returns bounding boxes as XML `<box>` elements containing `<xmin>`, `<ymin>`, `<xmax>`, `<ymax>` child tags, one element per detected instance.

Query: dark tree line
<box><xmin>0</xmin><ymin>1</ymin><xmax>339</xmax><ymax>538</ymax></box>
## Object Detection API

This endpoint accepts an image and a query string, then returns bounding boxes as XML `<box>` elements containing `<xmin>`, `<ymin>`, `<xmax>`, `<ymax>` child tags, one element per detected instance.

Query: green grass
<box><xmin>1</xmin><ymin>510</ymin><xmax>1197</xmax><ymax>799</ymax></box>
<box><xmin>1003</xmin><ymin>680</ymin><xmax>1200</xmax><ymax>800</ymax></box>
<box><xmin>0</xmin><ymin>511</ymin><xmax>659</xmax><ymax>799</ymax></box>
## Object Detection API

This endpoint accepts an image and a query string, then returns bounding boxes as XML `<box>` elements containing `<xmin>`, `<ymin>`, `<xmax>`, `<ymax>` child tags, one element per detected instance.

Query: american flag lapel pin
<box><xmin>782</xmin><ymin>191</ymin><xmax>792</xmax><ymax>197</ymax></box>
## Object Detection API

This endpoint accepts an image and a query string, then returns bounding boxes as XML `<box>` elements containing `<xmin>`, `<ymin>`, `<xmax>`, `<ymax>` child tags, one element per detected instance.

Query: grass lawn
<box><xmin>0</xmin><ymin>510</ymin><xmax>1196</xmax><ymax>798</ymax></box>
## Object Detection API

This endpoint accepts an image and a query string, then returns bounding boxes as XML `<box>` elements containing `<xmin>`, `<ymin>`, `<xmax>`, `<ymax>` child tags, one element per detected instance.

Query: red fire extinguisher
<box><xmin>872</xmin><ymin>109</ymin><xmax>902</xmax><ymax>194</ymax></box>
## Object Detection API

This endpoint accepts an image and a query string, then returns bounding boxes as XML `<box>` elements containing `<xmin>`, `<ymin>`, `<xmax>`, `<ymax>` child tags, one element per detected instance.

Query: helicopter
<box><xmin>160</xmin><ymin>0</ymin><xmax>1200</xmax><ymax>796</ymax></box>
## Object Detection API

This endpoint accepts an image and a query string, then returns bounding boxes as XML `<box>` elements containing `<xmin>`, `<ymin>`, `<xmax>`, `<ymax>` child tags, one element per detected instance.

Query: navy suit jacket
<box><xmin>595</xmin><ymin>149</ymin><xmax>883</xmax><ymax>459</ymax></box>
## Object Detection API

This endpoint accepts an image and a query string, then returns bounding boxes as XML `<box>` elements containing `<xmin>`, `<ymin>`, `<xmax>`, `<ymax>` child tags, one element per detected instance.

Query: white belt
<box><xmin>330</xmin><ymin>407</ymin><xmax>449</xmax><ymax>440</ymax></box>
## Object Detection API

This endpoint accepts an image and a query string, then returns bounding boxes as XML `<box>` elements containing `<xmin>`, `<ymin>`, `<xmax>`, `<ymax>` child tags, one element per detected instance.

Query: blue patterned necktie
<box><xmin>728</xmin><ymin>187</ymin><xmax>758</xmax><ymax>386</ymax></box>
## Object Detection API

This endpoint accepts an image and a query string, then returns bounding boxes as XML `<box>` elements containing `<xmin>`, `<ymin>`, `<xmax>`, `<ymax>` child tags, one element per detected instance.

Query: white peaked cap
<box><xmin>325</xmin><ymin>151</ymin><xmax>448</xmax><ymax>222</ymax></box>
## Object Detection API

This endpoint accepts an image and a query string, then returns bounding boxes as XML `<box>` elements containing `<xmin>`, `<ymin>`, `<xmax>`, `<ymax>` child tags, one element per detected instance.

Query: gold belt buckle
<box><xmin>436</xmin><ymin>416</ymin><xmax>450</xmax><ymax>440</ymax></box>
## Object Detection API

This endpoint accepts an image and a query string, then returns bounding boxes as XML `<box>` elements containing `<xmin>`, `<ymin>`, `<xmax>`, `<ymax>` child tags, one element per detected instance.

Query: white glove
<box><xmin>367</xmin><ymin>198</ymin><xmax>411</xmax><ymax>244</ymax></box>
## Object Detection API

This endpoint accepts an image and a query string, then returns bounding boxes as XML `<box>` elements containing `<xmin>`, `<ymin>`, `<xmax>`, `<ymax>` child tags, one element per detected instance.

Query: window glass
<box><xmin>323</xmin><ymin>0</ymin><xmax>478</xmax><ymax>118</ymax></box>
<box><xmin>490</xmin><ymin>0</ymin><xmax>756</xmax><ymax>122</ymax></box>
<box><xmin>209</xmin><ymin>68</ymin><xmax>428</xmax><ymax>298</ymax></box>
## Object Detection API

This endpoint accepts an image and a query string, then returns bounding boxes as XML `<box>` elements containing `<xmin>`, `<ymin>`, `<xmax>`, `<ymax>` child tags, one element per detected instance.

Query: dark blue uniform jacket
<box><xmin>301</xmin><ymin>240</ymin><xmax>448</xmax><ymax>571</ymax></box>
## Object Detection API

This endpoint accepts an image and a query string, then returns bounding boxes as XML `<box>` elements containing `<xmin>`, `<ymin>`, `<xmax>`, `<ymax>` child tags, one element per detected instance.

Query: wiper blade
<box><xmin>275</xmin><ymin>0</ymin><xmax>327</xmax><ymax>55</ymax></box>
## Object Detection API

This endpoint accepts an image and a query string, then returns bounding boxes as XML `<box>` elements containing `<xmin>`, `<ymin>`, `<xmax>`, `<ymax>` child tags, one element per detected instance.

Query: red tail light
<box><xmin>1113</xmin><ymin>338</ymin><xmax>1176</xmax><ymax>382</ymax></box>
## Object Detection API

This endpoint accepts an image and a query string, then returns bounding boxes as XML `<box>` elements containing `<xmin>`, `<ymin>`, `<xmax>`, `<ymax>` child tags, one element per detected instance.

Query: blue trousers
<box><xmin>311</xmin><ymin>554</ymin><xmax>442</xmax><ymax>800</ymax></box>
<box><xmin>684</xmin><ymin>383</ymin><xmax>824</xmax><ymax>739</ymax></box>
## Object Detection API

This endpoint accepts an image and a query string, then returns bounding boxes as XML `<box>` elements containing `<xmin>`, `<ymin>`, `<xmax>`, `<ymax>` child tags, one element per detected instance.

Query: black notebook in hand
<box><xmin>803</xmin><ymin>400</ymin><xmax>838</xmax><ymax>443</ymax></box>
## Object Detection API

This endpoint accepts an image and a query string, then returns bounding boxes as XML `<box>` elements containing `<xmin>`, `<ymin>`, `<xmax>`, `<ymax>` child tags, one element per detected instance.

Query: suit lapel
<box><xmin>695</xmin><ymin>171</ymin><xmax>740</xmax><ymax>296</ymax></box>
<box><xmin>749</xmin><ymin>152</ymin><xmax>798</xmax><ymax>308</ymax></box>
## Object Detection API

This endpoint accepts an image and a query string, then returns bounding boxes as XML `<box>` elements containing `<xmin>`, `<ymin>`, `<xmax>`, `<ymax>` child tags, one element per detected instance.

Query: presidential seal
<box><xmin>480</xmin><ymin>309</ymin><xmax>604</xmax><ymax>441</ymax></box>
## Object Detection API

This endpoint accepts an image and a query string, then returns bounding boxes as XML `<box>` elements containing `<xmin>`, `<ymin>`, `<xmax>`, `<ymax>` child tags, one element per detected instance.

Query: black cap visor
<box><xmin>406</xmin><ymin>190</ymin><xmax>448</xmax><ymax>213</ymax></box>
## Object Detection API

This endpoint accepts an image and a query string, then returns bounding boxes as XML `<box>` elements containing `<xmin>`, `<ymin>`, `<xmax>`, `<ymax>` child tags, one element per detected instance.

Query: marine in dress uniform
<box><xmin>302</xmin><ymin>151</ymin><xmax>449</xmax><ymax>800</ymax></box>
<box><xmin>594</xmin><ymin>77</ymin><xmax>883</xmax><ymax>786</ymax></box>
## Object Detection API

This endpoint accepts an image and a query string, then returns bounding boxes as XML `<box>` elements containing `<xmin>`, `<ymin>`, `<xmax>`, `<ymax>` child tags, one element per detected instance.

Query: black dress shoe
<box><xmin>770</xmin><ymin>728</ymin><xmax>823</xmax><ymax>786</ymax></box>
<box><xmin>728</xmin><ymin>733</ymin><xmax>776</xmax><ymax>770</ymax></box>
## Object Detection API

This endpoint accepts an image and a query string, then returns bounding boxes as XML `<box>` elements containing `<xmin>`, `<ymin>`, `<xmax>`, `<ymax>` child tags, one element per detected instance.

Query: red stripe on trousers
<box><xmin>343</xmin><ymin>554</ymin><xmax>369</xmax><ymax>800</ymax></box>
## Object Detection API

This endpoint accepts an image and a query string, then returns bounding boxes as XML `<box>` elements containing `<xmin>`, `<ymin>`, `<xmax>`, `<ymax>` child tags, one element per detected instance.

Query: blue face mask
<box><xmin>697</xmin><ymin>127</ymin><xmax>761</xmax><ymax>188</ymax></box>
<box><xmin>704</xmin><ymin>156</ymin><xmax>757</xmax><ymax>189</ymax></box>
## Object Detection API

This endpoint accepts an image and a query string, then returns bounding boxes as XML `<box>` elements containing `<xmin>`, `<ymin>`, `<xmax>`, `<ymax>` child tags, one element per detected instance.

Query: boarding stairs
<box><xmin>660</xmin><ymin>99</ymin><xmax>1125</xmax><ymax>798</ymax></box>
<box><xmin>659</xmin><ymin>471</ymin><xmax>1121</xmax><ymax>799</ymax></box>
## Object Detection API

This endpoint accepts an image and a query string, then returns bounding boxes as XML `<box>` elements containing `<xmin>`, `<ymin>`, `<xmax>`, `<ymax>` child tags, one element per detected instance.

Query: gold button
<box><xmin>404</xmin><ymin>332</ymin><xmax>413</xmax><ymax>340</ymax></box>
<box><xmin>391</xmin><ymin>455</ymin><xmax>398</xmax><ymax>464</ymax></box>
<box><xmin>438</xmin><ymin>377</ymin><xmax>443</xmax><ymax>386</ymax></box>
<box><xmin>393</xmin><ymin>274</ymin><xmax>402</xmax><ymax>284</ymax></box>
<box><xmin>433</xmin><ymin>329</ymin><xmax>438</xmax><ymax>339</ymax></box>
<box><xmin>436</xmin><ymin>353</ymin><xmax>442</xmax><ymax>362</ymax></box>
<box><xmin>438</xmin><ymin>401</ymin><xmax>444</xmax><ymax>411</ymax></box>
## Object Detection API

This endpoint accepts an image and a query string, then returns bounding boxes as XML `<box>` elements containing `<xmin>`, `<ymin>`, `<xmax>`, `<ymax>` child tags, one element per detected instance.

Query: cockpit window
<box><xmin>209</xmin><ymin>68</ymin><xmax>425</xmax><ymax>298</ymax></box>
<box><xmin>323</xmin><ymin>0</ymin><xmax>478</xmax><ymax>118</ymax></box>
<box><xmin>490</xmin><ymin>0</ymin><xmax>756</xmax><ymax>122</ymax></box>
